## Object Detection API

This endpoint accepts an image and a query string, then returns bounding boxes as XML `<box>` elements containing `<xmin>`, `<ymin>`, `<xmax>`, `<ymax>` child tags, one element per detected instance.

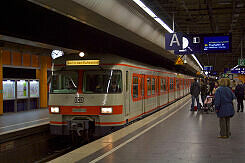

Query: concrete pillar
<box><xmin>0</xmin><ymin>50</ymin><xmax>3</xmax><ymax>115</ymax></box>
<box><xmin>39</xmin><ymin>56</ymin><xmax>47</xmax><ymax>108</ymax></box>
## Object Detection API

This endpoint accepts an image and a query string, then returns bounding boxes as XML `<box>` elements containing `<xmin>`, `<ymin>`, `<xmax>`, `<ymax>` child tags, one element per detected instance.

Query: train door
<box><xmin>156</xmin><ymin>76</ymin><xmax>160</xmax><ymax>107</ymax></box>
<box><xmin>125</xmin><ymin>71</ymin><xmax>130</xmax><ymax>116</ymax></box>
<box><xmin>139</xmin><ymin>74</ymin><xmax>145</xmax><ymax>114</ymax></box>
<box><xmin>131</xmin><ymin>73</ymin><xmax>143</xmax><ymax>119</ymax></box>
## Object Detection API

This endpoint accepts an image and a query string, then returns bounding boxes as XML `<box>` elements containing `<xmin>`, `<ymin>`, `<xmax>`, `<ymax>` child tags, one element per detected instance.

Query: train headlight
<box><xmin>101</xmin><ymin>107</ymin><xmax>113</xmax><ymax>114</ymax></box>
<box><xmin>51</xmin><ymin>107</ymin><xmax>60</xmax><ymax>113</ymax></box>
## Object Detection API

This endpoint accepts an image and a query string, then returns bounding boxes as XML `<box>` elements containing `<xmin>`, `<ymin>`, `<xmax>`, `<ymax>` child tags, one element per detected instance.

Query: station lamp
<box><xmin>51</xmin><ymin>50</ymin><xmax>64</xmax><ymax>59</ymax></box>
<box><xmin>79</xmin><ymin>52</ymin><xmax>85</xmax><ymax>57</ymax></box>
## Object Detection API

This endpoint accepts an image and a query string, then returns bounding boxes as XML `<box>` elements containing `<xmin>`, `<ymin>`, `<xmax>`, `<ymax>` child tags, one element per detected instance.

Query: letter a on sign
<box><xmin>165</xmin><ymin>33</ymin><xmax>183</xmax><ymax>50</ymax></box>
<box><xmin>175</xmin><ymin>56</ymin><xmax>184</xmax><ymax>65</ymax></box>
<box><xmin>170</xmin><ymin>33</ymin><xmax>180</xmax><ymax>46</ymax></box>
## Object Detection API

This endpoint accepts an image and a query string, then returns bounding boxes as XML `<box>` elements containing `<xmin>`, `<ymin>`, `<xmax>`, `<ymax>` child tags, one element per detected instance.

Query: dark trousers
<box><xmin>201</xmin><ymin>95</ymin><xmax>207</xmax><ymax>107</ymax></box>
<box><xmin>237</xmin><ymin>98</ymin><xmax>244</xmax><ymax>112</ymax></box>
<box><xmin>219</xmin><ymin>117</ymin><xmax>231</xmax><ymax>137</ymax></box>
<box><xmin>191</xmin><ymin>95</ymin><xmax>200</xmax><ymax>110</ymax></box>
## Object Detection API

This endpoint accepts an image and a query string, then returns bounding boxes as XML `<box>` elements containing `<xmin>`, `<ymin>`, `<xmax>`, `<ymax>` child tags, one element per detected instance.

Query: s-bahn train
<box><xmin>49</xmin><ymin>53</ymin><xmax>193</xmax><ymax>137</ymax></box>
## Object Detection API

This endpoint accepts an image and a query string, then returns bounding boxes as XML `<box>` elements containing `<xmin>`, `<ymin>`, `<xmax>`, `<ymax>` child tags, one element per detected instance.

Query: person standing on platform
<box><xmin>190</xmin><ymin>78</ymin><xmax>200</xmax><ymax>111</ymax></box>
<box><xmin>209</xmin><ymin>80</ymin><xmax>215</xmax><ymax>95</ymax></box>
<box><xmin>231</xmin><ymin>80</ymin><xmax>236</xmax><ymax>93</ymax></box>
<box><xmin>212</xmin><ymin>80</ymin><xmax>219</xmax><ymax>95</ymax></box>
<box><xmin>235</xmin><ymin>80</ymin><xmax>244</xmax><ymax>112</ymax></box>
<box><xmin>214</xmin><ymin>78</ymin><xmax>236</xmax><ymax>138</ymax></box>
<box><xmin>200</xmin><ymin>79</ymin><xmax>208</xmax><ymax>107</ymax></box>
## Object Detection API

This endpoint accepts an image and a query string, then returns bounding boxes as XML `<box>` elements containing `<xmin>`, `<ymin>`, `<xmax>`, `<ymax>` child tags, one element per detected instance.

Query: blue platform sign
<box><xmin>231</xmin><ymin>68</ymin><xmax>245</xmax><ymax>74</ymax></box>
<box><xmin>165</xmin><ymin>33</ymin><xmax>183</xmax><ymax>50</ymax></box>
<box><xmin>204</xmin><ymin>36</ymin><xmax>230</xmax><ymax>51</ymax></box>
<box><xmin>204</xmin><ymin>66</ymin><xmax>213</xmax><ymax>71</ymax></box>
<box><xmin>174</xmin><ymin>34</ymin><xmax>202</xmax><ymax>55</ymax></box>
<box><xmin>165</xmin><ymin>33</ymin><xmax>231</xmax><ymax>54</ymax></box>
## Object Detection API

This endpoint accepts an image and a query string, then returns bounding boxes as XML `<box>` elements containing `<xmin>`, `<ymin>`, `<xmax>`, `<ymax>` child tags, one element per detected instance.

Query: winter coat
<box><xmin>214</xmin><ymin>86</ymin><xmax>236</xmax><ymax>118</ymax></box>
<box><xmin>235</xmin><ymin>84</ymin><xmax>244</xmax><ymax>99</ymax></box>
<box><xmin>190</xmin><ymin>81</ymin><xmax>200</xmax><ymax>97</ymax></box>
<box><xmin>200</xmin><ymin>84</ymin><xmax>208</xmax><ymax>96</ymax></box>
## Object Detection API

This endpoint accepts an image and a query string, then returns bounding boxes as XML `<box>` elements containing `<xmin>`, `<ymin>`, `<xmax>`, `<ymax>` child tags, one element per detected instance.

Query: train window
<box><xmin>147</xmin><ymin>77</ymin><xmax>151</xmax><ymax>96</ymax></box>
<box><xmin>176</xmin><ymin>79</ymin><xmax>179</xmax><ymax>89</ymax></box>
<box><xmin>126</xmin><ymin>71</ymin><xmax>128</xmax><ymax>92</ymax></box>
<box><xmin>164</xmin><ymin>78</ymin><xmax>167</xmax><ymax>91</ymax></box>
<box><xmin>160</xmin><ymin>78</ymin><xmax>164</xmax><ymax>93</ymax></box>
<box><xmin>51</xmin><ymin>70</ymin><xmax>78</xmax><ymax>94</ymax></box>
<box><xmin>170</xmin><ymin>78</ymin><xmax>174</xmax><ymax>90</ymax></box>
<box><xmin>133</xmin><ymin>76</ymin><xmax>138</xmax><ymax>98</ymax></box>
<box><xmin>83</xmin><ymin>70</ymin><xmax>122</xmax><ymax>94</ymax></box>
<box><xmin>141</xmin><ymin>77</ymin><xmax>144</xmax><ymax>97</ymax></box>
<box><xmin>152</xmin><ymin>78</ymin><xmax>155</xmax><ymax>95</ymax></box>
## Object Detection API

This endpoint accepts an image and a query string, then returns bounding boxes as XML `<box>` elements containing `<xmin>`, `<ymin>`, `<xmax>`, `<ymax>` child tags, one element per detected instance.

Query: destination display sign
<box><xmin>203</xmin><ymin>66</ymin><xmax>213</xmax><ymax>71</ymax></box>
<box><xmin>231</xmin><ymin>68</ymin><xmax>245</xmax><ymax>74</ymax></box>
<box><xmin>66</xmin><ymin>60</ymin><xmax>100</xmax><ymax>66</ymax></box>
<box><xmin>204</xmin><ymin>36</ymin><xmax>230</xmax><ymax>51</ymax></box>
<box><xmin>165</xmin><ymin>33</ymin><xmax>231</xmax><ymax>54</ymax></box>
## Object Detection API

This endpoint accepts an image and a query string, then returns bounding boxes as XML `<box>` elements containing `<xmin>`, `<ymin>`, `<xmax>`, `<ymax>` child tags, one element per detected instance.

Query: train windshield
<box><xmin>51</xmin><ymin>71</ymin><xmax>78</xmax><ymax>94</ymax></box>
<box><xmin>83</xmin><ymin>70</ymin><xmax>122</xmax><ymax>94</ymax></box>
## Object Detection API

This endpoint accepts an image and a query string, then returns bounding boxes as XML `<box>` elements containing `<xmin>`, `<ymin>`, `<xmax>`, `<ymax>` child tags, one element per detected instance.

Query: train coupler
<box><xmin>68</xmin><ymin>119</ymin><xmax>90</xmax><ymax>136</ymax></box>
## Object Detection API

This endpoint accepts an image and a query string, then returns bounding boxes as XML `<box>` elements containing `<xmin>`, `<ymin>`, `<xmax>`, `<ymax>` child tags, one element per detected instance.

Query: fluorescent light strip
<box><xmin>191</xmin><ymin>54</ymin><xmax>203</xmax><ymax>70</ymax></box>
<box><xmin>132</xmin><ymin>0</ymin><xmax>203</xmax><ymax>70</ymax></box>
<box><xmin>132</xmin><ymin>0</ymin><xmax>173</xmax><ymax>33</ymax></box>
<box><xmin>231</xmin><ymin>65</ymin><xmax>238</xmax><ymax>70</ymax></box>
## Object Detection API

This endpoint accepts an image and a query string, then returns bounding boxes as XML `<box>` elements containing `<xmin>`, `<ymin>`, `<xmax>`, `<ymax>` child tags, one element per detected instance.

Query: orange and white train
<box><xmin>49</xmin><ymin>53</ymin><xmax>192</xmax><ymax>137</ymax></box>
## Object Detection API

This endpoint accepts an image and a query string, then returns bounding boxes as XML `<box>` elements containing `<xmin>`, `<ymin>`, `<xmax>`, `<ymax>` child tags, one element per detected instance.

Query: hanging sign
<box><xmin>165</xmin><ymin>33</ymin><xmax>232</xmax><ymax>54</ymax></box>
<box><xmin>66</xmin><ymin>60</ymin><xmax>100</xmax><ymax>66</ymax></box>
<box><xmin>238</xmin><ymin>58</ymin><xmax>245</xmax><ymax>66</ymax></box>
<box><xmin>175</xmin><ymin>56</ymin><xmax>184</xmax><ymax>65</ymax></box>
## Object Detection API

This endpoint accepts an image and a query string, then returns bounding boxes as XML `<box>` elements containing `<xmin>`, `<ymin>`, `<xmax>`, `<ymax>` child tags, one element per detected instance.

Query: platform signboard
<box><xmin>203</xmin><ymin>66</ymin><xmax>213</xmax><ymax>71</ymax></box>
<box><xmin>165</xmin><ymin>33</ymin><xmax>232</xmax><ymax>54</ymax></box>
<box><xmin>238</xmin><ymin>59</ymin><xmax>245</xmax><ymax>66</ymax></box>
<box><xmin>231</xmin><ymin>68</ymin><xmax>245</xmax><ymax>74</ymax></box>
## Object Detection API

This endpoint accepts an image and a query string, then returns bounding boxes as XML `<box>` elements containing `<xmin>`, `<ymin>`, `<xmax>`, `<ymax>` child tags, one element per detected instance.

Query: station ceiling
<box><xmin>141</xmin><ymin>0</ymin><xmax>245</xmax><ymax>72</ymax></box>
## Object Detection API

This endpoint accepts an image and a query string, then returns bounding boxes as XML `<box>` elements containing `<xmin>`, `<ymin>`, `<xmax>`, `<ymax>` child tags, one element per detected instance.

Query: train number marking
<box><xmin>74</xmin><ymin>97</ymin><xmax>84</xmax><ymax>103</ymax></box>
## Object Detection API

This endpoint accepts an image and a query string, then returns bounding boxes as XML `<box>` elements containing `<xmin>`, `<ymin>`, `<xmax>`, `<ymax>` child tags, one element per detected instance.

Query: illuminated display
<box><xmin>204</xmin><ymin>36</ymin><xmax>230</xmax><ymax>51</ymax></box>
<box><xmin>204</xmin><ymin>66</ymin><xmax>213</xmax><ymax>71</ymax></box>
<box><xmin>66</xmin><ymin>60</ymin><xmax>100</xmax><ymax>66</ymax></box>
<box><xmin>3</xmin><ymin>80</ymin><xmax>15</xmax><ymax>100</ymax></box>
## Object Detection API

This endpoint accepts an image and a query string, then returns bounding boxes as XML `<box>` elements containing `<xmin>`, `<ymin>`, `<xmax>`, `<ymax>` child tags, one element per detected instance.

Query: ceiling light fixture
<box><xmin>132</xmin><ymin>0</ymin><xmax>173</xmax><ymax>33</ymax></box>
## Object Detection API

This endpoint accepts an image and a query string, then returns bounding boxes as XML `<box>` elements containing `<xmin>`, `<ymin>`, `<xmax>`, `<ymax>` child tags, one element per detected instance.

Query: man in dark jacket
<box><xmin>190</xmin><ymin>78</ymin><xmax>201</xmax><ymax>111</ymax></box>
<box><xmin>235</xmin><ymin>81</ymin><xmax>244</xmax><ymax>112</ymax></box>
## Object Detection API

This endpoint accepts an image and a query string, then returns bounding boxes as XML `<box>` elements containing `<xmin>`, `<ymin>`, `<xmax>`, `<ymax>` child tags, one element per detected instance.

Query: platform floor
<box><xmin>60</xmin><ymin>98</ymin><xmax>245</xmax><ymax>163</ymax></box>
<box><xmin>0</xmin><ymin>108</ymin><xmax>49</xmax><ymax>135</ymax></box>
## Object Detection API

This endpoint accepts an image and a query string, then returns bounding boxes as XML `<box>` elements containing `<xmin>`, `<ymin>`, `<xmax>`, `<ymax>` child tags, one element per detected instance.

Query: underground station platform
<box><xmin>49</xmin><ymin>95</ymin><xmax>245</xmax><ymax>163</ymax></box>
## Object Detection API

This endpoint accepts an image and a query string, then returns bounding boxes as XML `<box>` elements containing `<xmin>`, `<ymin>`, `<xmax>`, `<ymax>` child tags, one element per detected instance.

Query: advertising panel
<box><xmin>3</xmin><ymin>80</ymin><xmax>15</xmax><ymax>100</ymax></box>
<box><xmin>30</xmin><ymin>80</ymin><xmax>39</xmax><ymax>97</ymax></box>
<box><xmin>17</xmin><ymin>80</ymin><xmax>28</xmax><ymax>99</ymax></box>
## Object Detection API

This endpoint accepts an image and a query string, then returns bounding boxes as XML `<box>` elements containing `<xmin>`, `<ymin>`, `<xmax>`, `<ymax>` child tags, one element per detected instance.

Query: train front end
<box><xmin>49</xmin><ymin>58</ymin><xmax>124</xmax><ymax>137</ymax></box>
